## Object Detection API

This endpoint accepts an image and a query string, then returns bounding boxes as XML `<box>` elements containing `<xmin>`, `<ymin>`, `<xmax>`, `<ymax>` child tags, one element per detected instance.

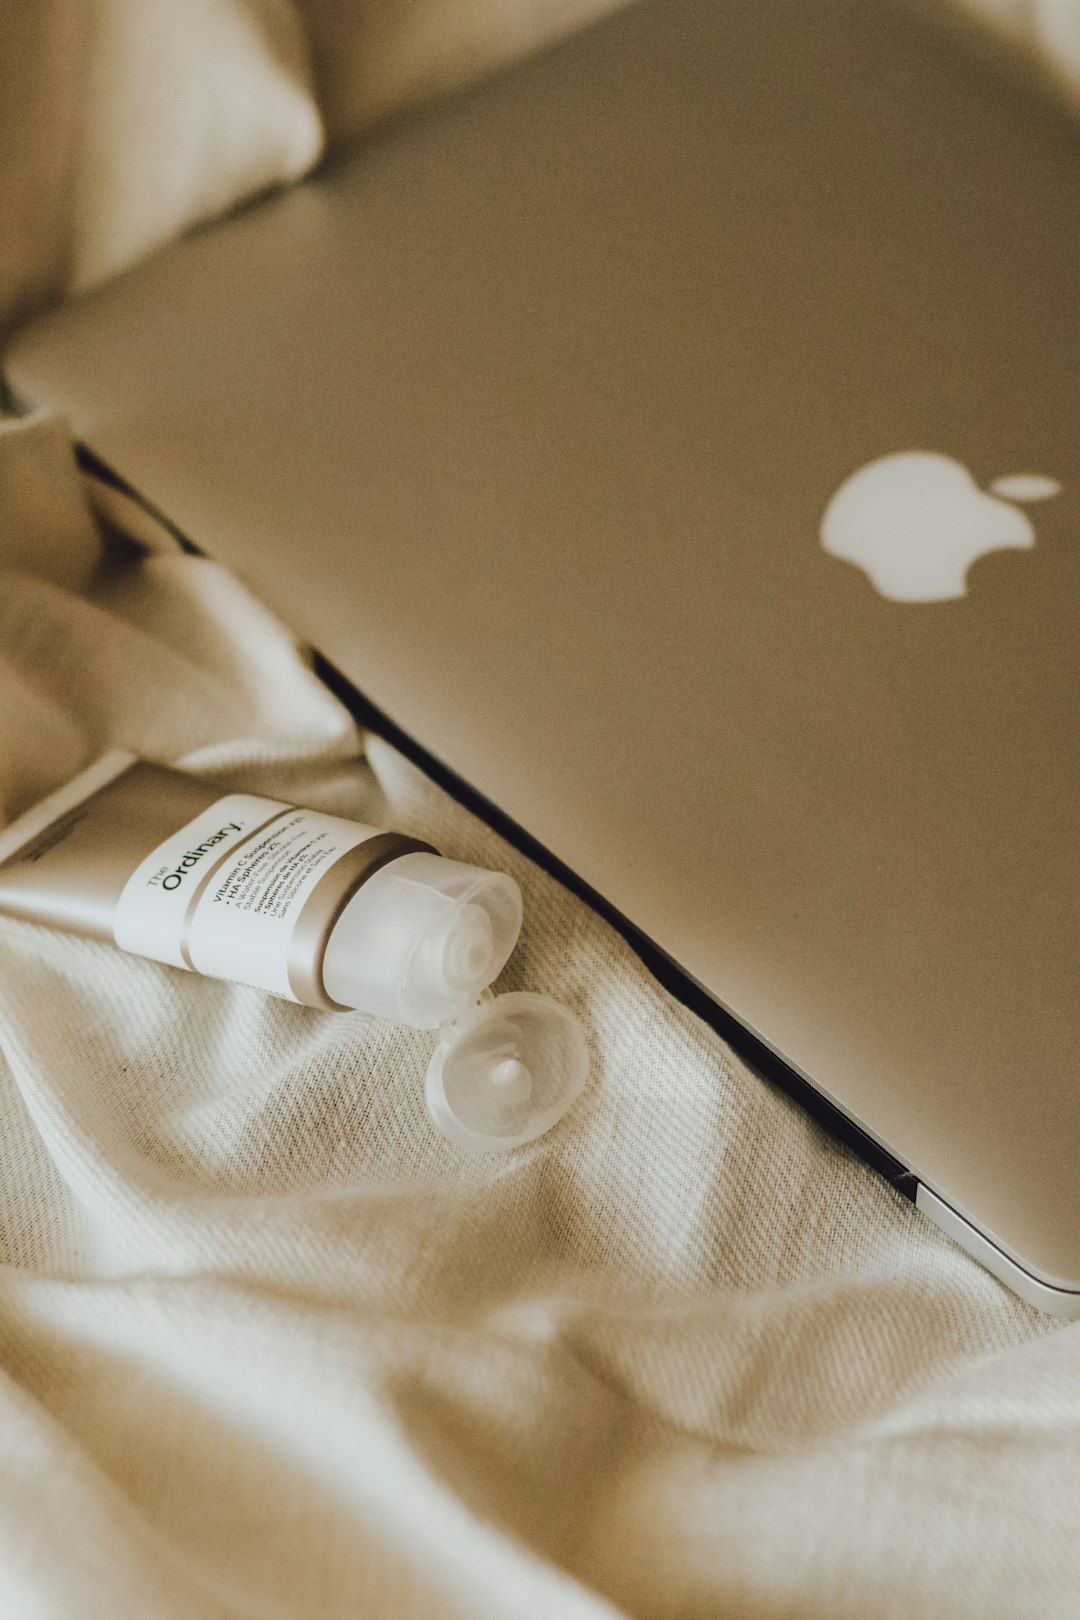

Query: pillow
<box><xmin>0</xmin><ymin>0</ymin><xmax>323</xmax><ymax>334</ymax></box>
<box><xmin>903</xmin><ymin>0</ymin><xmax>1080</xmax><ymax>111</ymax></box>
<box><xmin>294</xmin><ymin>0</ymin><xmax>630</xmax><ymax>146</ymax></box>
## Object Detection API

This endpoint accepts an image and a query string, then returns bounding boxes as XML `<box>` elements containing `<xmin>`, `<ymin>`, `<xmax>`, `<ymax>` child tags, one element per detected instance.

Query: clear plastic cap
<box><xmin>321</xmin><ymin>851</ymin><xmax>588</xmax><ymax>1151</ymax></box>
<box><xmin>322</xmin><ymin>851</ymin><xmax>523</xmax><ymax>1027</ymax></box>
<box><xmin>425</xmin><ymin>990</ymin><xmax>588</xmax><ymax>1153</ymax></box>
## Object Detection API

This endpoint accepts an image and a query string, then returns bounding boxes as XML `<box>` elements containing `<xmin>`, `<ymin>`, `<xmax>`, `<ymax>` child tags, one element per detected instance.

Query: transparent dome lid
<box><xmin>425</xmin><ymin>991</ymin><xmax>588</xmax><ymax>1153</ymax></box>
<box><xmin>321</xmin><ymin>850</ymin><xmax>587</xmax><ymax>1151</ymax></box>
<box><xmin>322</xmin><ymin>852</ymin><xmax>523</xmax><ymax>1027</ymax></box>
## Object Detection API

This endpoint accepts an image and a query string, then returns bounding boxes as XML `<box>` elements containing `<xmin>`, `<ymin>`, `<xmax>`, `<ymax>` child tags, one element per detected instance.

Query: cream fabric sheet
<box><xmin>0</xmin><ymin>420</ymin><xmax>1077</xmax><ymax>1620</ymax></box>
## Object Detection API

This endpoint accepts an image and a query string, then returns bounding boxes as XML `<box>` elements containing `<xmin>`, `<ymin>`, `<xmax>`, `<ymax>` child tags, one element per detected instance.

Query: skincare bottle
<box><xmin>0</xmin><ymin>752</ymin><xmax>586</xmax><ymax>1150</ymax></box>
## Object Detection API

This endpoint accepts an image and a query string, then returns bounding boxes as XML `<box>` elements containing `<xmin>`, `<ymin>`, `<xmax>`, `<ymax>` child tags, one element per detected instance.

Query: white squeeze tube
<box><xmin>0</xmin><ymin>752</ymin><xmax>587</xmax><ymax>1151</ymax></box>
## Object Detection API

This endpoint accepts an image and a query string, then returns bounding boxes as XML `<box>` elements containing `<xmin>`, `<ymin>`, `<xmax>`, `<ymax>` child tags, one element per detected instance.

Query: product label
<box><xmin>114</xmin><ymin>794</ymin><xmax>384</xmax><ymax>999</ymax></box>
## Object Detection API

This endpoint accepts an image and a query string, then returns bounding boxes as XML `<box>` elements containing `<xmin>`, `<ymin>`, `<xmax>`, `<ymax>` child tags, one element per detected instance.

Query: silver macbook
<box><xmin>5</xmin><ymin>0</ymin><xmax>1079</xmax><ymax>1312</ymax></box>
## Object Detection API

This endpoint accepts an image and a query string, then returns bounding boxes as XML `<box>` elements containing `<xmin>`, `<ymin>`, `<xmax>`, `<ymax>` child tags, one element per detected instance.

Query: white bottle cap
<box><xmin>322</xmin><ymin>851</ymin><xmax>523</xmax><ymax>1027</ymax></box>
<box><xmin>425</xmin><ymin>990</ymin><xmax>588</xmax><ymax>1153</ymax></box>
<box><xmin>321</xmin><ymin>851</ymin><xmax>587</xmax><ymax>1150</ymax></box>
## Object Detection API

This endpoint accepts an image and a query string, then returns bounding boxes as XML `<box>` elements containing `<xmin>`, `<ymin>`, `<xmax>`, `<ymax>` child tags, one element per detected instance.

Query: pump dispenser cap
<box><xmin>425</xmin><ymin>991</ymin><xmax>588</xmax><ymax>1152</ymax></box>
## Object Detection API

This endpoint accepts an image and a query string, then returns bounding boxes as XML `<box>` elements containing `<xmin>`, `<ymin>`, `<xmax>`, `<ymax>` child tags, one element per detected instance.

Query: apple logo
<box><xmin>820</xmin><ymin>451</ymin><xmax>1060</xmax><ymax>603</ymax></box>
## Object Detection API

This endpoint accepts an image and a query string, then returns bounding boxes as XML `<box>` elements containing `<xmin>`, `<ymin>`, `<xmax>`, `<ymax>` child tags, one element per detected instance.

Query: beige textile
<box><xmin>295</xmin><ymin>0</ymin><xmax>629</xmax><ymax>146</ymax></box>
<box><xmin>905</xmin><ymin>0</ymin><xmax>1080</xmax><ymax>108</ymax></box>
<box><xmin>0</xmin><ymin>0</ymin><xmax>628</xmax><ymax>336</ymax></box>
<box><xmin>0</xmin><ymin>0</ymin><xmax>321</xmax><ymax>333</ymax></box>
<box><xmin>0</xmin><ymin>421</ymin><xmax>1078</xmax><ymax>1619</ymax></box>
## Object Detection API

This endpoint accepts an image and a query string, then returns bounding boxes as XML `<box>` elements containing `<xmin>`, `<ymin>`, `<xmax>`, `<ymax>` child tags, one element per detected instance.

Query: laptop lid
<box><xmin>5</xmin><ymin>0</ymin><xmax>1079</xmax><ymax>1308</ymax></box>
